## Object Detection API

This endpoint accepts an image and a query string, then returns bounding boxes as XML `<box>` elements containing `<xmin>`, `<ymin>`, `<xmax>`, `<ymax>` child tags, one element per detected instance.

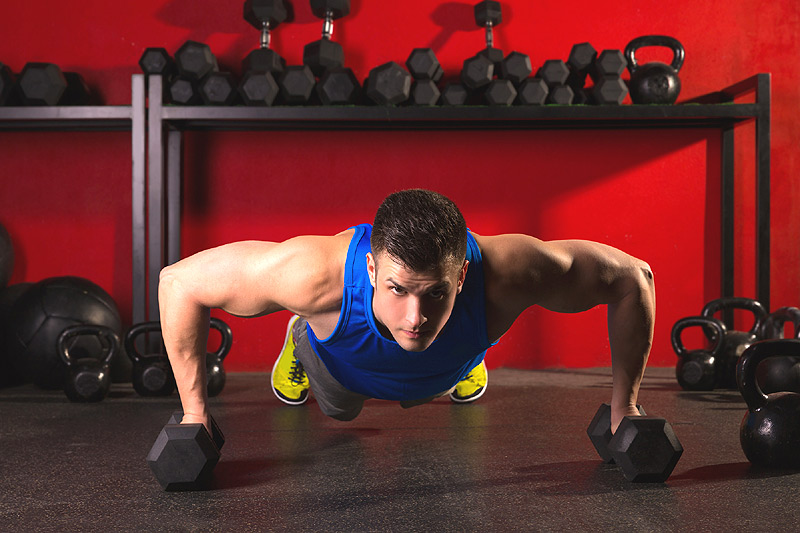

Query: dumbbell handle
<box><xmin>322</xmin><ymin>10</ymin><xmax>334</xmax><ymax>40</ymax></box>
<box><xmin>260</xmin><ymin>21</ymin><xmax>271</xmax><ymax>49</ymax></box>
<box><xmin>485</xmin><ymin>22</ymin><xmax>494</xmax><ymax>49</ymax></box>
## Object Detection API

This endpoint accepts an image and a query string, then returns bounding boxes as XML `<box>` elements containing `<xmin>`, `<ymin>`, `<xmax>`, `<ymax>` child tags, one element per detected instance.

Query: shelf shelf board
<box><xmin>0</xmin><ymin>106</ymin><xmax>134</xmax><ymax>131</ymax></box>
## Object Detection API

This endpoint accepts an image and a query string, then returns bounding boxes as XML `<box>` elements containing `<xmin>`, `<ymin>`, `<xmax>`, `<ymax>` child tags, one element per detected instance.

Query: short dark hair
<box><xmin>371</xmin><ymin>189</ymin><xmax>467</xmax><ymax>272</ymax></box>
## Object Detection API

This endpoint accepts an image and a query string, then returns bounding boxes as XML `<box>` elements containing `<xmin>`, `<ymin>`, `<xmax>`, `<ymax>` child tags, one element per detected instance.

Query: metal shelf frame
<box><xmin>0</xmin><ymin>75</ymin><xmax>147</xmax><ymax>325</ymax></box>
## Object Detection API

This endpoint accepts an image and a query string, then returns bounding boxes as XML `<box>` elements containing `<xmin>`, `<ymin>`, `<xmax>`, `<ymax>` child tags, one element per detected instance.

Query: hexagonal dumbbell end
<box><xmin>19</xmin><ymin>62</ymin><xmax>67</xmax><ymax>106</ymax></box>
<box><xmin>586</xmin><ymin>403</ymin><xmax>646</xmax><ymax>463</ymax></box>
<box><xmin>516</xmin><ymin>77</ymin><xmax>548</xmax><ymax>105</ymax></box>
<box><xmin>608</xmin><ymin>416</ymin><xmax>683</xmax><ymax>482</ymax></box>
<box><xmin>147</xmin><ymin>423</ymin><xmax>221</xmax><ymax>491</ymax></box>
<box><xmin>310</xmin><ymin>0</ymin><xmax>351</xmax><ymax>19</ymax></box>
<box><xmin>592</xmin><ymin>76</ymin><xmax>629</xmax><ymax>105</ymax></box>
<box><xmin>317</xmin><ymin>67</ymin><xmax>361</xmax><ymax>105</ymax></box>
<box><xmin>485</xmin><ymin>79</ymin><xmax>516</xmax><ymax>106</ymax></box>
<box><xmin>244</xmin><ymin>0</ymin><xmax>289</xmax><ymax>30</ymax></box>
<box><xmin>175</xmin><ymin>40</ymin><xmax>219</xmax><ymax>81</ymax></box>
<box><xmin>474</xmin><ymin>0</ymin><xmax>502</xmax><ymax>27</ymax></box>
<box><xmin>567</xmin><ymin>42</ymin><xmax>597</xmax><ymax>89</ymax></box>
<box><xmin>169</xmin><ymin>77</ymin><xmax>201</xmax><ymax>105</ymax></box>
<box><xmin>410</xmin><ymin>79</ymin><xmax>440</xmax><ymax>106</ymax></box>
<box><xmin>278</xmin><ymin>65</ymin><xmax>316</xmax><ymax>104</ymax></box>
<box><xmin>168</xmin><ymin>410</ymin><xmax>225</xmax><ymax>450</ymax></box>
<box><xmin>242</xmin><ymin>48</ymin><xmax>285</xmax><ymax>76</ymax></box>
<box><xmin>303</xmin><ymin>39</ymin><xmax>344</xmax><ymax>78</ymax></box>
<box><xmin>547</xmin><ymin>85</ymin><xmax>574</xmax><ymax>105</ymax></box>
<box><xmin>439</xmin><ymin>83</ymin><xmax>468</xmax><ymax>106</ymax></box>
<box><xmin>139</xmin><ymin>48</ymin><xmax>176</xmax><ymax>77</ymax></box>
<box><xmin>200</xmin><ymin>72</ymin><xmax>238</xmax><ymax>105</ymax></box>
<box><xmin>239</xmin><ymin>71</ymin><xmax>280</xmax><ymax>106</ymax></box>
<box><xmin>406</xmin><ymin>48</ymin><xmax>443</xmax><ymax>82</ymax></box>
<box><xmin>500</xmin><ymin>51</ymin><xmax>532</xmax><ymax>86</ymax></box>
<box><xmin>591</xmin><ymin>50</ymin><xmax>627</xmax><ymax>81</ymax></box>
<box><xmin>365</xmin><ymin>61</ymin><xmax>411</xmax><ymax>105</ymax></box>
<box><xmin>461</xmin><ymin>54</ymin><xmax>494</xmax><ymax>90</ymax></box>
<box><xmin>538</xmin><ymin>60</ymin><xmax>570</xmax><ymax>88</ymax></box>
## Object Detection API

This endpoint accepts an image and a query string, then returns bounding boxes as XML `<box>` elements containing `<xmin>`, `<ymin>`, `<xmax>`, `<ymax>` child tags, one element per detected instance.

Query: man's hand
<box><xmin>181</xmin><ymin>411</ymin><xmax>211</xmax><ymax>433</ymax></box>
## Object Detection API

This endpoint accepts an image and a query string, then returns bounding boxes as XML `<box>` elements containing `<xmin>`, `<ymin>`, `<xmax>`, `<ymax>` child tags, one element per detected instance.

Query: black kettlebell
<box><xmin>756</xmin><ymin>307</ymin><xmax>800</xmax><ymax>393</ymax></box>
<box><xmin>701</xmin><ymin>297</ymin><xmax>767</xmax><ymax>389</ymax></box>
<box><xmin>625</xmin><ymin>35</ymin><xmax>684</xmax><ymax>104</ymax></box>
<box><xmin>207</xmin><ymin>318</ymin><xmax>233</xmax><ymax>397</ymax></box>
<box><xmin>58</xmin><ymin>325</ymin><xmax>120</xmax><ymax>403</ymax></box>
<box><xmin>738</xmin><ymin>339</ymin><xmax>800</xmax><ymax>469</ymax></box>
<box><xmin>125</xmin><ymin>322</ymin><xmax>176</xmax><ymax>397</ymax></box>
<box><xmin>672</xmin><ymin>316</ymin><xmax>726</xmax><ymax>391</ymax></box>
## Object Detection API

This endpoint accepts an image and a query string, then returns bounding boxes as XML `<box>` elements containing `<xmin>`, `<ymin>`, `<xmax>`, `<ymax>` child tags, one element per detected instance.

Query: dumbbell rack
<box><xmin>0</xmin><ymin>75</ymin><xmax>148</xmax><ymax>324</ymax></box>
<box><xmin>0</xmin><ymin>73</ymin><xmax>771</xmax><ymax>329</ymax></box>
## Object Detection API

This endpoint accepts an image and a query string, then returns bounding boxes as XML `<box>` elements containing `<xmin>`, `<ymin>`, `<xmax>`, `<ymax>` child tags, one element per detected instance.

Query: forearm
<box><xmin>158</xmin><ymin>271</ymin><xmax>211</xmax><ymax>427</ymax></box>
<box><xmin>607</xmin><ymin>269</ymin><xmax>655</xmax><ymax>431</ymax></box>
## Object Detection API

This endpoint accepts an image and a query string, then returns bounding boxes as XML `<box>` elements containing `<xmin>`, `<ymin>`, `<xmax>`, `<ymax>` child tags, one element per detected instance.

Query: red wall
<box><xmin>1</xmin><ymin>1</ymin><xmax>798</xmax><ymax>372</ymax></box>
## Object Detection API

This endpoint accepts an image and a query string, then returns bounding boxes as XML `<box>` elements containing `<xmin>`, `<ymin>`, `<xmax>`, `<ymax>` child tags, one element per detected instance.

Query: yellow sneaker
<box><xmin>271</xmin><ymin>315</ymin><xmax>310</xmax><ymax>405</ymax></box>
<box><xmin>449</xmin><ymin>360</ymin><xmax>488</xmax><ymax>403</ymax></box>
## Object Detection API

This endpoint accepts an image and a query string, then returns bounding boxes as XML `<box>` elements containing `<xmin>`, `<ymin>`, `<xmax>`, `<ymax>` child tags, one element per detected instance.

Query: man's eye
<box><xmin>390</xmin><ymin>286</ymin><xmax>405</xmax><ymax>295</ymax></box>
<box><xmin>429</xmin><ymin>290</ymin><xmax>444</xmax><ymax>299</ymax></box>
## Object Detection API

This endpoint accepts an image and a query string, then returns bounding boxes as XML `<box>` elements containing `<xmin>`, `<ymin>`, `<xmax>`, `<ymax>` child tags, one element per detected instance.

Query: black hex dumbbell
<box><xmin>473</xmin><ymin>1</ymin><xmax>504</xmax><ymax>73</ymax></box>
<box><xmin>589</xmin><ymin>49</ymin><xmax>629</xmax><ymax>105</ymax></box>
<box><xmin>365</xmin><ymin>61</ymin><xmax>411</xmax><ymax>105</ymax></box>
<box><xmin>406</xmin><ymin>48</ymin><xmax>443</xmax><ymax>106</ymax></box>
<box><xmin>538</xmin><ymin>60</ymin><xmax>573</xmax><ymax>105</ymax></box>
<box><xmin>18</xmin><ymin>63</ymin><xmax>67</xmax><ymax>105</ymax></box>
<box><xmin>279</xmin><ymin>65</ymin><xmax>317</xmax><ymax>104</ymax></box>
<box><xmin>587</xmin><ymin>403</ymin><xmax>683</xmax><ymax>482</ymax></box>
<box><xmin>239</xmin><ymin>0</ymin><xmax>288</xmax><ymax>106</ymax></box>
<box><xmin>304</xmin><ymin>0</ymin><xmax>350</xmax><ymax>77</ymax></box>
<box><xmin>147</xmin><ymin>411</ymin><xmax>225</xmax><ymax>491</ymax></box>
<box><xmin>516</xmin><ymin>77</ymin><xmax>548</xmax><ymax>105</ymax></box>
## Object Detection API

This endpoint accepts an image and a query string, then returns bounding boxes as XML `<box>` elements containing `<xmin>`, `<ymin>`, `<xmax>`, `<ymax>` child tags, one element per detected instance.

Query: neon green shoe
<box><xmin>450</xmin><ymin>360</ymin><xmax>488</xmax><ymax>403</ymax></box>
<box><xmin>271</xmin><ymin>315</ymin><xmax>310</xmax><ymax>405</ymax></box>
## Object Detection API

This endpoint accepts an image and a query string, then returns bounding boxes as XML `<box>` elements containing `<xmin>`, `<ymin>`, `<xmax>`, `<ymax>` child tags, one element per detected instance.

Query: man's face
<box><xmin>367</xmin><ymin>251</ymin><xmax>468</xmax><ymax>352</ymax></box>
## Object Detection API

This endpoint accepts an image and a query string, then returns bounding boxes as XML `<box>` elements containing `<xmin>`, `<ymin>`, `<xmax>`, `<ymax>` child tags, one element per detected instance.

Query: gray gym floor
<box><xmin>1</xmin><ymin>367</ymin><xmax>798</xmax><ymax>532</ymax></box>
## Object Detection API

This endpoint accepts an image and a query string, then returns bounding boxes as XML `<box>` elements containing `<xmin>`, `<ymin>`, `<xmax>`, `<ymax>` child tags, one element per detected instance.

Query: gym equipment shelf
<box><xmin>0</xmin><ymin>75</ymin><xmax>147</xmax><ymax>325</ymax></box>
<box><xmin>143</xmin><ymin>73</ymin><xmax>770</xmax><ymax>325</ymax></box>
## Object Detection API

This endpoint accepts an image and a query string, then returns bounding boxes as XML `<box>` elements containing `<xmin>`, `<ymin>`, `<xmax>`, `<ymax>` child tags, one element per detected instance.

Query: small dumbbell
<box><xmin>439</xmin><ymin>83</ymin><xmax>468</xmax><ymax>106</ymax></box>
<box><xmin>587</xmin><ymin>403</ymin><xmax>683</xmax><ymax>482</ymax></box>
<box><xmin>589</xmin><ymin>50</ymin><xmax>629</xmax><ymax>105</ymax></box>
<box><xmin>516</xmin><ymin>77</ymin><xmax>548</xmax><ymax>105</ymax></box>
<box><xmin>538</xmin><ymin>60</ymin><xmax>573</xmax><ymax>105</ymax></box>
<box><xmin>406</xmin><ymin>48</ymin><xmax>443</xmax><ymax>106</ymax></box>
<box><xmin>473</xmin><ymin>1</ymin><xmax>504</xmax><ymax>72</ymax></box>
<box><xmin>672</xmin><ymin>316</ymin><xmax>726</xmax><ymax>391</ymax></box>
<box><xmin>365</xmin><ymin>61</ymin><xmax>412</xmax><ymax>105</ymax></box>
<box><xmin>239</xmin><ymin>0</ymin><xmax>288</xmax><ymax>106</ymax></box>
<box><xmin>279</xmin><ymin>65</ymin><xmax>317</xmax><ymax>104</ymax></box>
<box><xmin>147</xmin><ymin>411</ymin><xmax>225</xmax><ymax>491</ymax></box>
<box><xmin>58</xmin><ymin>325</ymin><xmax>120</xmax><ymax>403</ymax></box>
<box><xmin>304</xmin><ymin>0</ymin><xmax>350</xmax><ymax>77</ymax></box>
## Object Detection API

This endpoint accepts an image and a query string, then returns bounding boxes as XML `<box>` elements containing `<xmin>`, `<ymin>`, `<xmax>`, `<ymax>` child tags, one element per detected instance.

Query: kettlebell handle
<box><xmin>209</xmin><ymin>318</ymin><xmax>233</xmax><ymax>361</ymax></box>
<box><xmin>124</xmin><ymin>321</ymin><xmax>165</xmax><ymax>364</ymax></box>
<box><xmin>671</xmin><ymin>316</ymin><xmax>726</xmax><ymax>358</ymax></box>
<box><xmin>761</xmin><ymin>307</ymin><xmax>800</xmax><ymax>339</ymax></box>
<box><xmin>625</xmin><ymin>35</ymin><xmax>685</xmax><ymax>73</ymax></box>
<box><xmin>58</xmin><ymin>325</ymin><xmax>120</xmax><ymax>368</ymax></box>
<box><xmin>737</xmin><ymin>339</ymin><xmax>800</xmax><ymax>410</ymax></box>
<box><xmin>701</xmin><ymin>297</ymin><xmax>767</xmax><ymax>336</ymax></box>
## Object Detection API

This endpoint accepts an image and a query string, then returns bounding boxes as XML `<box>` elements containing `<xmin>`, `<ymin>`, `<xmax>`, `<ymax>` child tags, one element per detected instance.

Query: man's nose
<box><xmin>405</xmin><ymin>297</ymin><xmax>427</xmax><ymax>329</ymax></box>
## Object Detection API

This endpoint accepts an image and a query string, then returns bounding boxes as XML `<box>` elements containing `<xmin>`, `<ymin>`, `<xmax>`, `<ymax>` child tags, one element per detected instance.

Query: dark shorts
<box><xmin>292</xmin><ymin>317</ymin><xmax>454</xmax><ymax>421</ymax></box>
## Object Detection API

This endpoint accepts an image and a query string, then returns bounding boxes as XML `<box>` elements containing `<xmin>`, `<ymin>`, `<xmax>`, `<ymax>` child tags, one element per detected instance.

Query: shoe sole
<box><xmin>271</xmin><ymin>315</ymin><xmax>309</xmax><ymax>406</ymax></box>
<box><xmin>449</xmin><ymin>363</ymin><xmax>489</xmax><ymax>404</ymax></box>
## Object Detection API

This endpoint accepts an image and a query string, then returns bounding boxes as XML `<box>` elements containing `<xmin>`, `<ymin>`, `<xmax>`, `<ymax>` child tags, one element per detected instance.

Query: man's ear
<box><xmin>366</xmin><ymin>252</ymin><xmax>377</xmax><ymax>288</ymax></box>
<box><xmin>457</xmin><ymin>260</ymin><xmax>469</xmax><ymax>294</ymax></box>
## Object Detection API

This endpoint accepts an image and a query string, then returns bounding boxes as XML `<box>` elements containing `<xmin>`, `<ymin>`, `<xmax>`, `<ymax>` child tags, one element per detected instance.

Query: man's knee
<box><xmin>323</xmin><ymin>404</ymin><xmax>363</xmax><ymax>422</ymax></box>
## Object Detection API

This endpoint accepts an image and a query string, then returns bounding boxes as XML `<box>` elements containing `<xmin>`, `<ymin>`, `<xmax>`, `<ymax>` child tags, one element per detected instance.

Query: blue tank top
<box><xmin>306</xmin><ymin>224</ymin><xmax>494</xmax><ymax>401</ymax></box>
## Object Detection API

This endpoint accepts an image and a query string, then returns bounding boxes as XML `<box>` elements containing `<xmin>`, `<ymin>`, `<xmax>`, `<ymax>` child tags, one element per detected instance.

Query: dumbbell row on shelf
<box><xmin>0</xmin><ymin>62</ymin><xmax>92</xmax><ymax>106</ymax></box>
<box><xmin>136</xmin><ymin>0</ymin><xmax>636</xmax><ymax>107</ymax></box>
<box><xmin>672</xmin><ymin>297</ymin><xmax>800</xmax><ymax>394</ymax></box>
